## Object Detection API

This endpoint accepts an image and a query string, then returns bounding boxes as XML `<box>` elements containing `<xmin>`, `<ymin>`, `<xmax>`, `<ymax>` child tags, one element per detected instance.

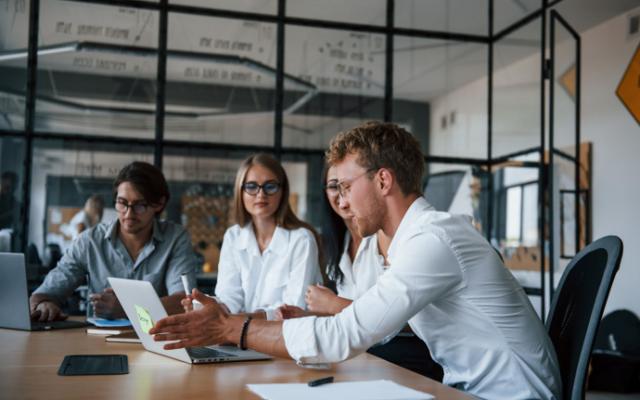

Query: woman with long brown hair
<box><xmin>213</xmin><ymin>153</ymin><xmax>323</xmax><ymax>320</ymax></box>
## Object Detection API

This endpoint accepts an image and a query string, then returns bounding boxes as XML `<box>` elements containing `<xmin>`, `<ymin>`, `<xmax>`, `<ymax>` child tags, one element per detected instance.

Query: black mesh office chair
<box><xmin>546</xmin><ymin>235</ymin><xmax>623</xmax><ymax>400</ymax></box>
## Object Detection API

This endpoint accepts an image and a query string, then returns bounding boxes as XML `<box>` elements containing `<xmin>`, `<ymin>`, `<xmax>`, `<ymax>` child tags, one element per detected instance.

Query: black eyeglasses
<box><xmin>115</xmin><ymin>199</ymin><xmax>149</xmax><ymax>214</ymax></box>
<box><xmin>242</xmin><ymin>181</ymin><xmax>281</xmax><ymax>196</ymax></box>
<box><xmin>325</xmin><ymin>179</ymin><xmax>339</xmax><ymax>194</ymax></box>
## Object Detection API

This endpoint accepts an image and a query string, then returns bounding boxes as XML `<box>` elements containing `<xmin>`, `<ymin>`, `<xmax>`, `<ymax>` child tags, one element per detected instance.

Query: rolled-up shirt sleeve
<box><xmin>283</xmin><ymin>230</ymin><xmax>463</xmax><ymax>363</ymax></box>
<box><xmin>215</xmin><ymin>230</ymin><xmax>244</xmax><ymax>314</ymax></box>
<box><xmin>164</xmin><ymin>228</ymin><xmax>198</xmax><ymax>295</ymax></box>
<box><xmin>32</xmin><ymin>234</ymin><xmax>89</xmax><ymax>304</ymax></box>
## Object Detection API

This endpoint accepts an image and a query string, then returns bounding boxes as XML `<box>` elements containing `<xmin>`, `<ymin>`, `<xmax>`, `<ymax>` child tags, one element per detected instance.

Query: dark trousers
<box><xmin>366</xmin><ymin>334</ymin><xmax>444</xmax><ymax>382</ymax></box>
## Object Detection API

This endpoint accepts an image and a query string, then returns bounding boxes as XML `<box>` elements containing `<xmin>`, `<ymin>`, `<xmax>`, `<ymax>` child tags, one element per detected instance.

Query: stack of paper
<box><xmin>247</xmin><ymin>379</ymin><xmax>434</xmax><ymax>400</ymax></box>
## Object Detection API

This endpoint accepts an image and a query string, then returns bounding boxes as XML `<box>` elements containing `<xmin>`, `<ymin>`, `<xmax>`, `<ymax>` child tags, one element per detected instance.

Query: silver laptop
<box><xmin>108</xmin><ymin>277</ymin><xmax>272</xmax><ymax>364</ymax></box>
<box><xmin>0</xmin><ymin>253</ymin><xmax>88</xmax><ymax>331</ymax></box>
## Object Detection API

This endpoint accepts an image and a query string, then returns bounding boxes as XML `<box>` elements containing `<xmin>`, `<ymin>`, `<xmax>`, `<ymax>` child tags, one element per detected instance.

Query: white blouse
<box><xmin>334</xmin><ymin>233</ymin><xmax>387</xmax><ymax>300</ymax></box>
<box><xmin>215</xmin><ymin>224</ymin><xmax>322</xmax><ymax>320</ymax></box>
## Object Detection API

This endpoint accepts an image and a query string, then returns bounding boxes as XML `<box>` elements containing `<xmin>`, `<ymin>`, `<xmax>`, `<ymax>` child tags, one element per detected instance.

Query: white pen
<box><xmin>181</xmin><ymin>273</ymin><xmax>191</xmax><ymax>296</ymax></box>
<box><xmin>181</xmin><ymin>274</ymin><xmax>203</xmax><ymax>310</ymax></box>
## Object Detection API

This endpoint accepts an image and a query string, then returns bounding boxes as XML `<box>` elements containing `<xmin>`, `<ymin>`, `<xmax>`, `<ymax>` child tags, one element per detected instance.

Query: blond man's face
<box><xmin>334</xmin><ymin>153</ymin><xmax>384</xmax><ymax>237</ymax></box>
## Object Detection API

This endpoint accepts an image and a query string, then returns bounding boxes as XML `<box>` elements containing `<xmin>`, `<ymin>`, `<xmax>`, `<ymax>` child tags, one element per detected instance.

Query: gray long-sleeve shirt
<box><xmin>34</xmin><ymin>219</ymin><xmax>198</xmax><ymax>304</ymax></box>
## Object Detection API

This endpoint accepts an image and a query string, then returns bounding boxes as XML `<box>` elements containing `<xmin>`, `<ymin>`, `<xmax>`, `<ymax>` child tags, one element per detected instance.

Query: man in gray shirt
<box><xmin>30</xmin><ymin>161</ymin><xmax>198</xmax><ymax>322</ymax></box>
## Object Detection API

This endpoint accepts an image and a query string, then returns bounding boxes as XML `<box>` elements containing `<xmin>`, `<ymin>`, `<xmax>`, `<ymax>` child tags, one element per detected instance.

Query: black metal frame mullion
<box><xmin>487</xmin><ymin>0</ymin><xmax>494</xmax><ymax>241</ymax></box>
<box><xmin>273</xmin><ymin>0</ymin><xmax>286</xmax><ymax>159</ymax></box>
<box><xmin>384</xmin><ymin>0</ymin><xmax>394</xmax><ymax>122</ymax></box>
<box><xmin>154</xmin><ymin>0</ymin><xmax>168</xmax><ymax>169</ymax></box>
<box><xmin>426</xmin><ymin>155</ymin><xmax>489</xmax><ymax>166</ymax></box>
<box><xmin>19</xmin><ymin>0</ymin><xmax>41</xmax><ymax>254</ymax></box>
<box><xmin>502</xmin><ymin>180</ymin><xmax>539</xmax><ymax>191</ymax></box>
<box><xmin>539</xmin><ymin>0</ymin><xmax>548</xmax><ymax>319</ymax></box>
<box><xmin>574</xmin><ymin>23</ymin><xmax>582</xmax><ymax>256</ymax></box>
<box><xmin>549</xmin><ymin>9</ymin><xmax>557</xmax><ymax>305</ymax></box>
<box><xmin>492</xmin><ymin>0</ymin><xmax>565</xmax><ymax>41</ymax></box>
<box><xmin>551</xmin><ymin>8</ymin><xmax>583</xmax><ymax>269</ymax></box>
<box><xmin>490</xmin><ymin>146</ymin><xmax>543</xmax><ymax>163</ymax></box>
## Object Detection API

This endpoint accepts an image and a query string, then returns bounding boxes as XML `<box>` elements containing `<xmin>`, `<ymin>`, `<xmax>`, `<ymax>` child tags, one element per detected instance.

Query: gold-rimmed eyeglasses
<box><xmin>336</xmin><ymin>169</ymin><xmax>375</xmax><ymax>198</ymax></box>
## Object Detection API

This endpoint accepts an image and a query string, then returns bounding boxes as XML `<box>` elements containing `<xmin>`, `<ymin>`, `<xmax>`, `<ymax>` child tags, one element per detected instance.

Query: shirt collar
<box><xmin>106</xmin><ymin>218</ymin><xmax>119</xmax><ymax>242</ymax></box>
<box><xmin>106</xmin><ymin>218</ymin><xmax>164</xmax><ymax>243</ymax></box>
<box><xmin>387</xmin><ymin>197</ymin><xmax>435</xmax><ymax>261</ymax></box>
<box><xmin>236</xmin><ymin>224</ymin><xmax>289</xmax><ymax>256</ymax></box>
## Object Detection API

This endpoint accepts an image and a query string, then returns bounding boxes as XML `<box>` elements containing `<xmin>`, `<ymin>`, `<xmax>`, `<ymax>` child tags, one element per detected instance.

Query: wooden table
<box><xmin>0</xmin><ymin>326</ymin><xmax>471</xmax><ymax>400</ymax></box>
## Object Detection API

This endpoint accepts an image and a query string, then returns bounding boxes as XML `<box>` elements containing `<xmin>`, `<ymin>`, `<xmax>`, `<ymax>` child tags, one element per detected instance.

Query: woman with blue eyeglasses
<box><xmin>210</xmin><ymin>153</ymin><xmax>323</xmax><ymax>320</ymax></box>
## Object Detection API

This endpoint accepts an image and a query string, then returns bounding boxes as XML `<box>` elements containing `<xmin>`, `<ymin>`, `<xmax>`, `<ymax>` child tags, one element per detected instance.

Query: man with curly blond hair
<box><xmin>151</xmin><ymin>122</ymin><xmax>561</xmax><ymax>400</ymax></box>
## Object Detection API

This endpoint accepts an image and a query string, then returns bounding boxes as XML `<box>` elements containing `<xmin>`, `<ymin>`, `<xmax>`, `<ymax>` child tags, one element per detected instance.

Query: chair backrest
<box><xmin>546</xmin><ymin>235</ymin><xmax>623</xmax><ymax>400</ymax></box>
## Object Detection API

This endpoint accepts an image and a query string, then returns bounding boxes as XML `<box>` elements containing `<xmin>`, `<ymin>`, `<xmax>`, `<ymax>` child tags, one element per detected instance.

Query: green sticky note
<box><xmin>135</xmin><ymin>304</ymin><xmax>154</xmax><ymax>334</ymax></box>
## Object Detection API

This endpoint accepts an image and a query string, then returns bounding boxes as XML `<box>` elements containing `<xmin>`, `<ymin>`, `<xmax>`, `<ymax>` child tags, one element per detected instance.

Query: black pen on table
<box><xmin>307</xmin><ymin>376</ymin><xmax>334</xmax><ymax>387</ymax></box>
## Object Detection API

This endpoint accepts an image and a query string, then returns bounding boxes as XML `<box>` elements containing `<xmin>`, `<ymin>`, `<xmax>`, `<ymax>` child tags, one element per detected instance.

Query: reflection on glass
<box><xmin>552</xmin><ymin>26</ymin><xmax>577</xmax><ymax>154</ymax></box>
<box><xmin>33</xmin><ymin>0</ymin><xmax>158</xmax><ymax>137</ymax></box>
<box><xmin>170</xmin><ymin>0</ymin><xmax>277</xmax><ymax>15</ymax></box>
<box><xmin>0</xmin><ymin>137</ymin><xmax>26</xmax><ymax>252</ymax></box>
<box><xmin>493</xmin><ymin>165</ymin><xmax>540</xmax><ymax>283</ymax></box>
<box><xmin>163</xmin><ymin>152</ymin><xmax>243</xmax><ymax>274</ymax></box>
<box><xmin>165</xmin><ymin>13</ymin><xmax>279</xmax><ymax>144</ymax></box>
<box><xmin>494</xmin><ymin>0</ymin><xmax>541</xmax><ymax>34</ymax></box>
<box><xmin>281</xmin><ymin>152</ymin><xmax>323</xmax><ymax>229</ymax></box>
<box><xmin>287</xmin><ymin>0</ymin><xmax>386</xmax><ymax>26</ymax></box>
<box><xmin>0</xmin><ymin>0</ymin><xmax>30</xmax><ymax>131</ymax></box>
<box><xmin>29</xmin><ymin>139</ymin><xmax>153</xmax><ymax>257</ymax></box>
<box><xmin>493</xmin><ymin>18</ymin><xmax>541</xmax><ymax>158</ymax></box>
<box><xmin>283</xmin><ymin>26</ymin><xmax>386</xmax><ymax>149</ymax></box>
<box><xmin>395</xmin><ymin>36</ymin><xmax>488</xmax><ymax>158</ymax></box>
<box><xmin>396</xmin><ymin>0</ymin><xmax>488</xmax><ymax>36</ymax></box>
<box><xmin>505</xmin><ymin>186</ymin><xmax>522</xmax><ymax>244</ymax></box>
<box><xmin>425</xmin><ymin>162</ymin><xmax>489</xmax><ymax>234</ymax></box>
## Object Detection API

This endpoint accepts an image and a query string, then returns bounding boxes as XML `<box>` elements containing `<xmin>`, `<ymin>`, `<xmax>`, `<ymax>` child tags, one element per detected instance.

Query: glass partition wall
<box><xmin>0</xmin><ymin>0</ymin><xmax>582</xmax><ymax>319</ymax></box>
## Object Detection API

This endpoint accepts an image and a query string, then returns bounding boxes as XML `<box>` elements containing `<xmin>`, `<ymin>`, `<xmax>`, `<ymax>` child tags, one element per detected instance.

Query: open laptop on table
<box><xmin>0</xmin><ymin>253</ymin><xmax>88</xmax><ymax>331</ymax></box>
<box><xmin>108</xmin><ymin>277</ymin><xmax>272</xmax><ymax>364</ymax></box>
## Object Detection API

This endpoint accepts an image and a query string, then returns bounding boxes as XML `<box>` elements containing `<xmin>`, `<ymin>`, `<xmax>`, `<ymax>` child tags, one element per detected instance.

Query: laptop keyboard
<box><xmin>32</xmin><ymin>320</ymin><xmax>88</xmax><ymax>330</ymax></box>
<box><xmin>187</xmin><ymin>347</ymin><xmax>237</xmax><ymax>359</ymax></box>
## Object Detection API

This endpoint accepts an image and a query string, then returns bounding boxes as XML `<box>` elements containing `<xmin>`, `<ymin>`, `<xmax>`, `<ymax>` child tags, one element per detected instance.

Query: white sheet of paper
<box><xmin>247</xmin><ymin>379</ymin><xmax>434</xmax><ymax>400</ymax></box>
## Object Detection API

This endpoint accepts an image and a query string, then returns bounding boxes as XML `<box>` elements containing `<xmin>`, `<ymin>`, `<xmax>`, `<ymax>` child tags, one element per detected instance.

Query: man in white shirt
<box><xmin>151</xmin><ymin>121</ymin><xmax>562</xmax><ymax>400</ymax></box>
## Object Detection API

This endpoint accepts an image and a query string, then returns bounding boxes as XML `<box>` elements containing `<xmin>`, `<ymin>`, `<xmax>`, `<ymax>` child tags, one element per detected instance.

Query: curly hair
<box><xmin>325</xmin><ymin>121</ymin><xmax>424</xmax><ymax>195</ymax></box>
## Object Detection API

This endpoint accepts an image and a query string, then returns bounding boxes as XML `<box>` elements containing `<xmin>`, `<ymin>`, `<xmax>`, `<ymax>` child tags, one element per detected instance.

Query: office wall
<box><xmin>580</xmin><ymin>9</ymin><xmax>640</xmax><ymax>316</ymax></box>
<box><xmin>429</xmin><ymin>8</ymin><xmax>640</xmax><ymax>317</ymax></box>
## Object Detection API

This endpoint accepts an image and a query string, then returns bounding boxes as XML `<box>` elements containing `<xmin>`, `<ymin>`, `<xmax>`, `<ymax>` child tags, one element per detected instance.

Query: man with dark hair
<box><xmin>150</xmin><ymin>122</ymin><xmax>561</xmax><ymax>400</ymax></box>
<box><xmin>30</xmin><ymin>161</ymin><xmax>197</xmax><ymax>322</ymax></box>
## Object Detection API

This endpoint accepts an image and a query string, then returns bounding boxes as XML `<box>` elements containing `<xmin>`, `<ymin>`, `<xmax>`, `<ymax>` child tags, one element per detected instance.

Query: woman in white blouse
<box><xmin>214</xmin><ymin>153</ymin><xmax>323</xmax><ymax>321</ymax></box>
<box><xmin>277</xmin><ymin>164</ymin><xmax>390</xmax><ymax>316</ymax></box>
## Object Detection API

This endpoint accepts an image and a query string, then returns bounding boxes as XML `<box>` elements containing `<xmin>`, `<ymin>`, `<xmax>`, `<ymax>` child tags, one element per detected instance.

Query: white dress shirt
<box><xmin>335</xmin><ymin>233</ymin><xmax>387</xmax><ymax>300</ymax></box>
<box><xmin>283</xmin><ymin>197</ymin><xmax>562</xmax><ymax>400</ymax></box>
<box><xmin>215</xmin><ymin>224</ymin><xmax>322</xmax><ymax>320</ymax></box>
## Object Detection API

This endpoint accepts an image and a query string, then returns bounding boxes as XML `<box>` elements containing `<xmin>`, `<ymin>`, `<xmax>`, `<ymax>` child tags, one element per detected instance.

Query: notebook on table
<box><xmin>105</xmin><ymin>331</ymin><xmax>141</xmax><ymax>343</ymax></box>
